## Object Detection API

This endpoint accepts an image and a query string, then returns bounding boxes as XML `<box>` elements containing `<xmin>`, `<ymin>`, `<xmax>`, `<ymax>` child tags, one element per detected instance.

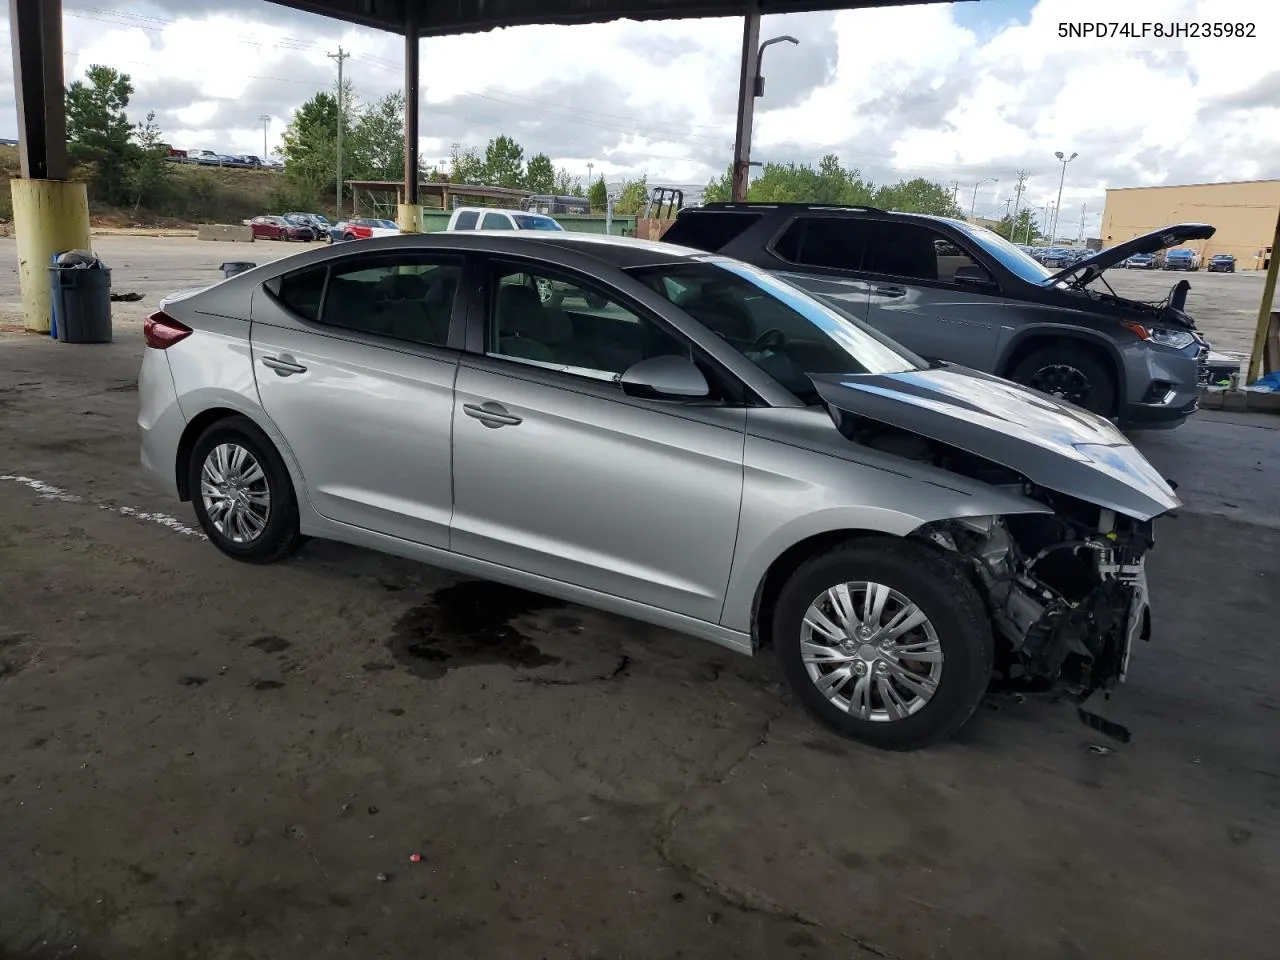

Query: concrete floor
<box><xmin>2</xmin><ymin>240</ymin><xmax>1280</xmax><ymax>959</ymax></box>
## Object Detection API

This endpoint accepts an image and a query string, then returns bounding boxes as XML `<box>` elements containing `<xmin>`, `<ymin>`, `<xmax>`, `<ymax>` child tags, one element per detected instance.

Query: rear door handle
<box><xmin>261</xmin><ymin>355</ymin><xmax>307</xmax><ymax>376</ymax></box>
<box><xmin>873</xmin><ymin>285</ymin><xmax>906</xmax><ymax>298</ymax></box>
<box><xmin>462</xmin><ymin>401</ymin><xmax>523</xmax><ymax>428</ymax></box>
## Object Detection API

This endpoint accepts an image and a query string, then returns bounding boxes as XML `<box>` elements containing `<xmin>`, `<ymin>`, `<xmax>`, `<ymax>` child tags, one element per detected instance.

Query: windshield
<box><xmin>628</xmin><ymin>259</ymin><xmax>923</xmax><ymax>404</ymax></box>
<box><xmin>953</xmin><ymin>222</ymin><xmax>1055</xmax><ymax>284</ymax></box>
<box><xmin>369</xmin><ymin>219</ymin><xmax>398</xmax><ymax>229</ymax></box>
<box><xmin>514</xmin><ymin>214</ymin><xmax>564</xmax><ymax>231</ymax></box>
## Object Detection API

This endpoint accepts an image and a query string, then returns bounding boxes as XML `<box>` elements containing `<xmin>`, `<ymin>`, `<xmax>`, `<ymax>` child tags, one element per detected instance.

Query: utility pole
<box><xmin>1078</xmin><ymin>202</ymin><xmax>1087</xmax><ymax>243</ymax></box>
<box><xmin>587</xmin><ymin>161</ymin><xmax>594</xmax><ymax>186</ymax></box>
<box><xmin>258</xmin><ymin>114</ymin><xmax>270</xmax><ymax>161</ymax></box>
<box><xmin>951</xmin><ymin>181</ymin><xmax>959</xmax><ymax>203</ymax></box>
<box><xmin>1010</xmin><ymin>169</ymin><xmax>1027</xmax><ymax>232</ymax></box>
<box><xmin>327</xmin><ymin>46</ymin><xmax>350</xmax><ymax>219</ymax></box>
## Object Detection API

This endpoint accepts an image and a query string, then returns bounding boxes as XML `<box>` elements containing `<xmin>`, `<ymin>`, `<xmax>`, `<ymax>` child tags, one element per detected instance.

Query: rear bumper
<box><xmin>137</xmin><ymin>348</ymin><xmax>188</xmax><ymax>499</ymax></box>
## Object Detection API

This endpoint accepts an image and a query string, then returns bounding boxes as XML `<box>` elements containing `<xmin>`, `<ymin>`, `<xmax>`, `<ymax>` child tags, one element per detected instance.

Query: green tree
<box><xmin>350</xmin><ymin>91</ymin><xmax>405</xmax><ymax>182</ymax></box>
<box><xmin>482</xmin><ymin>135</ymin><xmax>525</xmax><ymax>188</ymax></box>
<box><xmin>993</xmin><ymin>208</ymin><xmax>1039</xmax><ymax>244</ymax></box>
<box><xmin>525</xmin><ymin>153</ymin><xmax>556</xmax><ymax>194</ymax></box>
<box><xmin>129</xmin><ymin>110</ymin><xmax>169</xmax><ymax>213</ymax></box>
<box><xmin>872</xmin><ymin>177</ymin><xmax>965</xmax><ymax>217</ymax></box>
<box><xmin>587</xmin><ymin>174</ymin><xmax>608</xmax><ymax>211</ymax></box>
<box><xmin>614</xmin><ymin>175</ymin><xmax>649</xmax><ymax>215</ymax></box>
<box><xmin>280</xmin><ymin>91</ymin><xmax>344</xmax><ymax>200</ymax></box>
<box><xmin>65</xmin><ymin>64</ymin><xmax>136</xmax><ymax>205</ymax></box>
<box><xmin>449</xmin><ymin>143</ymin><xmax>486</xmax><ymax>185</ymax></box>
<box><xmin>704</xmin><ymin>154</ymin><xmax>875</xmax><ymax>206</ymax></box>
<box><xmin>554</xmin><ymin>168</ymin><xmax>583</xmax><ymax>197</ymax></box>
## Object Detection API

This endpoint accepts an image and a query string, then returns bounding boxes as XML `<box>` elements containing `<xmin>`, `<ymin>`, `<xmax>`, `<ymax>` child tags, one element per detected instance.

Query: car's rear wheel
<box><xmin>773</xmin><ymin>538</ymin><xmax>992</xmax><ymax>750</ymax></box>
<box><xmin>1010</xmin><ymin>344</ymin><xmax>1117</xmax><ymax>416</ymax></box>
<box><xmin>189</xmin><ymin>416</ymin><xmax>304</xmax><ymax>564</ymax></box>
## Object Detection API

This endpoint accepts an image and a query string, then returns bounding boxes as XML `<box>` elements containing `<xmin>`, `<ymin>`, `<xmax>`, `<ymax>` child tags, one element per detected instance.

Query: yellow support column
<box><xmin>10</xmin><ymin>178</ymin><xmax>92</xmax><ymax>334</ymax></box>
<box><xmin>397</xmin><ymin>203</ymin><xmax>425</xmax><ymax>234</ymax></box>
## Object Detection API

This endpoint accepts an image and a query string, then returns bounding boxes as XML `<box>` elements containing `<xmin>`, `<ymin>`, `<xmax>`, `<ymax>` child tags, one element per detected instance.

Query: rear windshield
<box><xmin>513</xmin><ymin>214</ymin><xmax>564</xmax><ymax>231</ymax></box>
<box><xmin>662</xmin><ymin>212</ymin><xmax>763</xmax><ymax>252</ymax></box>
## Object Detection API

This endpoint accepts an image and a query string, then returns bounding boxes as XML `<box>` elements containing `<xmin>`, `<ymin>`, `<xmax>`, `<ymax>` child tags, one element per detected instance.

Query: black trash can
<box><xmin>49</xmin><ymin>265</ymin><xmax>113</xmax><ymax>344</ymax></box>
<box><xmin>220</xmin><ymin>261</ymin><xmax>257</xmax><ymax>279</ymax></box>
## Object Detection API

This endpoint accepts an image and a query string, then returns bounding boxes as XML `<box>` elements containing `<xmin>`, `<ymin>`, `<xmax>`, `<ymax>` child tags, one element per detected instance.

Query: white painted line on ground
<box><xmin>0</xmin><ymin>474</ymin><xmax>207</xmax><ymax>539</ymax></box>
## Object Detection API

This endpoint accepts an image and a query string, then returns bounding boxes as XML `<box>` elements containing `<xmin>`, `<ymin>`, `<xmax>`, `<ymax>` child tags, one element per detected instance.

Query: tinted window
<box><xmin>317</xmin><ymin>255</ymin><xmax>462</xmax><ymax>347</ymax></box>
<box><xmin>662</xmin><ymin>211</ymin><xmax>762</xmax><ymax>253</ymax></box>
<box><xmin>273</xmin><ymin>267</ymin><xmax>326</xmax><ymax>322</ymax></box>
<box><xmin>452</xmin><ymin>211</ymin><xmax>478</xmax><ymax>230</ymax></box>
<box><xmin>772</xmin><ymin>217</ymin><xmax>874</xmax><ymax>271</ymax></box>
<box><xmin>487</xmin><ymin>263</ymin><xmax>687</xmax><ymax>383</ymax></box>
<box><xmin>630</xmin><ymin>260</ymin><xmax>920</xmax><ymax>404</ymax></box>
<box><xmin>481</xmin><ymin>212</ymin><xmax>513</xmax><ymax>230</ymax></box>
<box><xmin>860</xmin><ymin>222</ymin><xmax>981</xmax><ymax>283</ymax></box>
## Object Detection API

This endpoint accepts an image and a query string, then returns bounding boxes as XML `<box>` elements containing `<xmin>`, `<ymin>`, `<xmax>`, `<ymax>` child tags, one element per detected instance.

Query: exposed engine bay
<box><xmin>848</xmin><ymin>418</ymin><xmax>1155</xmax><ymax>704</ymax></box>
<box><xmin>1069</xmin><ymin>270</ymin><xmax>1198</xmax><ymax>331</ymax></box>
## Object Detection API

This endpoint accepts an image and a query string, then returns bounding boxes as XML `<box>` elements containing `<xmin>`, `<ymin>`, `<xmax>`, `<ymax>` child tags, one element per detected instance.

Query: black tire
<box><xmin>188</xmin><ymin>415</ymin><xmax>304</xmax><ymax>564</ymax></box>
<box><xmin>1009</xmin><ymin>343</ymin><xmax>1117</xmax><ymax>416</ymax></box>
<box><xmin>773</xmin><ymin>538</ymin><xmax>993</xmax><ymax>751</ymax></box>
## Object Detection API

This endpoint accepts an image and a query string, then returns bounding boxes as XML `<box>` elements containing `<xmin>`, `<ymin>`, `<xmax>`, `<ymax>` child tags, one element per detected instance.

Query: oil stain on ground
<box><xmin>387</xmin><ymin>580</ymin><xmax>564</xmax><ymax>680</ymax></box>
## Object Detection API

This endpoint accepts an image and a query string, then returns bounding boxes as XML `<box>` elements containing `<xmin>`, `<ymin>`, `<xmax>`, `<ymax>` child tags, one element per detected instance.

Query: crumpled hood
<box><xmin>1048</xmin><ymin>223</ymin><xmax>1215</xmax><ymax>287</ymax></box>
<box><xmin>811</xmin><ymin>366</ymin><xmax>1181</xmax><ymax>521</ymax></box>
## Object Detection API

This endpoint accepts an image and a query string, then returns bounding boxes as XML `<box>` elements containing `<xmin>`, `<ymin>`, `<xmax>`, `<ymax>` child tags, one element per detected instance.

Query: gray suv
<box><xmin>663</xmin><ymin>205</ymin><xmax>1214</xmax><ymax>428</ymax></box>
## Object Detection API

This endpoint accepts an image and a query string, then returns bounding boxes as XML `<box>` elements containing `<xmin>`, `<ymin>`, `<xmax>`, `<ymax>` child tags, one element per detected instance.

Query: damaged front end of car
<box><xmin>917</xmin><ymin>505</ymin><xmax>1153</xmax><ymax>704</ymax></box>
<box><xmin>807</xmin><ymin>367</ymin><xmax>1179</xmax><ymax>709</ymax></box>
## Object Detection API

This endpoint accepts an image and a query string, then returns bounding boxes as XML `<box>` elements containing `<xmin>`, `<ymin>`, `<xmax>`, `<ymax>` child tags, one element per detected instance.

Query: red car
<box><xmin>249</xmin><ymin>215</ymin><xmax>314</xmax><ymax>242</ymax></box>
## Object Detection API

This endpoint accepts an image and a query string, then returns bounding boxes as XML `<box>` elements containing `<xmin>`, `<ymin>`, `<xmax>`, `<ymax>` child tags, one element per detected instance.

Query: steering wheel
<box><xmin>750</xmin><ymin>328</ymin><xmax>786</xmax><ymax>353</ymax></box>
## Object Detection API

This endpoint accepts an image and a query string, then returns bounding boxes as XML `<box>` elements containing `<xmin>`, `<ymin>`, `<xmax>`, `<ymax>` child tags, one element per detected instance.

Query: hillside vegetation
<box><xmin>1</xmin><ymin>145</ymin><xmax>287</xmax><ymax>228</ymax></box>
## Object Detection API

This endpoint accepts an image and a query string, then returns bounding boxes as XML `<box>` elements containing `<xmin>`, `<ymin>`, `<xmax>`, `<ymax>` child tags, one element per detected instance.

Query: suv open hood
<box><xmin>1047</xmin><ymin>223</ymin><xmax>1215</xmax><ymax>287</ymax></box>
<box><xmin>810</xmin><ymin>367</ymin><xmax>1181</xmax><ymax>521</ymax></box>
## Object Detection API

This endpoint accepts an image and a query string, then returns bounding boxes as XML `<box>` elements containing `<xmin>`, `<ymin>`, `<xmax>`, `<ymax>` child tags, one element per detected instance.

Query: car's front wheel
<box><xmin>1010</xmin><ymin>344</ymin><xmax>1117</xmax><ymax>416</ymax></box>
<box><xmin>773</xmin><ymin>538</ymin><xmax>992</xmax><ymax>750</ymax></box>
<box><xmin>189</xmin><ymin>416</ymin><xmax>304</xmax><ymax>564</ymax></box>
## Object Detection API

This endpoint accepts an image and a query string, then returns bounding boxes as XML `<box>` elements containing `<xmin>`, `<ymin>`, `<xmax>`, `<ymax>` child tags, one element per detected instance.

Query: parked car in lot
<box><xmin>1124</xmin><ymin>252</ymin><xmax>1159</xmax><ymax>269</ymax></box>
<box><xmin>138</xmin><ymin>232</ymin><xmax>1177</xmax><ymax>749</ymax></box>
<box><xmin>189</xmin><ymin>149</ymin><xmax>222</xmax><ymax>166</ymax></box>
<box><xmin>1163</xmin><ymin>248</ymin><xmax>1201</xmax><ymax>271</ymax></box>
<box><xmin>661</xmin><ymin>204</ymin><xmax>1214</xmax><ymax>428</ymax></box>
<box><xmin>284</xmin><ymin>212</ymin><xmax>331</xmax><ymax>234</ymax></box>
<box><xmin>335</xmin><ymin>218</ymin><xmax>401</xmax><ymax>241</ymax></box>
<box><xmin>236</xmin><ymin>155</ymin><xmax>264</xmax><ymax>168</ymax></box>
<box><xmin>446</xmin><ymin>207</ymin><xmax>565</xmax><ymax>232</ymax></box>
<box><xmin>249</xmin><ymin>215</ymin><xmax>314</xmax><ymax>241</ymax></box>
<box><xmin>1038</xmin><ymin>247</ymin><xmax>1075</xmax><ymax>268</ymax></box>
<box><xmin>1207</xmin><ymin>253</ymin><xmax>1236</xmax><ymax>273</ymax></box>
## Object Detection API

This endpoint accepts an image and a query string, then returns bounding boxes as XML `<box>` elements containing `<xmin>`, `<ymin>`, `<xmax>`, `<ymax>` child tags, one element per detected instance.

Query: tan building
<box><xmin>1100</xmin><ymin>179</ymin><xmax>1280</xmax><ymax>269</ymax></box>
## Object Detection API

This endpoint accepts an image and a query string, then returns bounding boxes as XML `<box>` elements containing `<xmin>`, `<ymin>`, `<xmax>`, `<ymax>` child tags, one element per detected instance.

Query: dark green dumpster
<box><xmin>49</xmin><ymin>262</ymin><xmax>113</xmax><ymax>344</ymax></box>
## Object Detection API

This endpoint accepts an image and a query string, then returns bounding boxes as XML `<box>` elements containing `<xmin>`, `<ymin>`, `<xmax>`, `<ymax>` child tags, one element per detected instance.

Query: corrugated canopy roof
<box><xmin>264</xmin><ymin>0</ymin><xmax>956</xmax><ymax>36</ymax></box>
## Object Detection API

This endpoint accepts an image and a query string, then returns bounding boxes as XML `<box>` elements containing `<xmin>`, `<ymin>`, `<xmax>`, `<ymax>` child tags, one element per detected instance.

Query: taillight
<box><xmin>144</xmin><ymin>311</ymin><xmax>193</xmax><ymax>349</ymax></box>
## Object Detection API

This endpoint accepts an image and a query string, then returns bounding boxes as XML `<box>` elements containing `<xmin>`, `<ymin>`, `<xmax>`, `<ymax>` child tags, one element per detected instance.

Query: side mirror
<box><xmin>953</xmin><ymin>264</ymin><xmax>996</xmax><ymax>288</ymax></box>
<box><xmin>619</xmin><ymin>355</ymin><xmax>710</xmax><ymax>400</ymax></box>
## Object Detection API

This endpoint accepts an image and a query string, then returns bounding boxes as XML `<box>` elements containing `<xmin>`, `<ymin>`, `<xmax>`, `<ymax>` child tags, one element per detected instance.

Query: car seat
<box><xmin>496</xmin><ymin>285</ymin><xmax>554</xmax><ymax>362</ymax></box>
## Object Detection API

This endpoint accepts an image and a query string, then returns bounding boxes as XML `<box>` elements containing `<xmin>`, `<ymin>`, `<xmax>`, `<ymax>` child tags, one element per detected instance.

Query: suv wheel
<box><xmin>1011</xmin><ymin>344</ymin><xmax>1116</xmax><ymax>416</ymax></box>
<box><xmin>773</xmin><ymin>538</ymin><xmax>992</xmax><ymax>751</ymax></box>
<box><xmin>189</xmin><ymin>416</ymin><xmax>305</xmax><ymax>564</ymax></box>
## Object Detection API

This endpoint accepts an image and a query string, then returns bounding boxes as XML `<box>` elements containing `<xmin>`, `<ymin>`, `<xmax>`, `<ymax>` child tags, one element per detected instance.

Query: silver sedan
<box><xmin>137</xmin><ymin>232</ymin><xmax>1177</xmax><ymax>749</ymax></box>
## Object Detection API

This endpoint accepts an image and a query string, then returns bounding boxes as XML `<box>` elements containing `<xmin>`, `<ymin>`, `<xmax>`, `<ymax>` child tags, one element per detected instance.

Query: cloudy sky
<box><xmin>3</xmin><ymin>0</ymin><xmax>1278</xmax><ymax>234</ymax></box>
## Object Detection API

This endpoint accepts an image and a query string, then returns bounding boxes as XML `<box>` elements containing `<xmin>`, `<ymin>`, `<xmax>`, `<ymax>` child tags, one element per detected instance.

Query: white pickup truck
<box><xmin>445</xmin><ymin>207</ymin><xmax>564</xmax><ymax>233</ymax></box>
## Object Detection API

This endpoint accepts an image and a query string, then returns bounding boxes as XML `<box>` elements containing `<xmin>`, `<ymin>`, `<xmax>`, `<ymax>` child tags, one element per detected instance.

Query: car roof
<box><xmin>319</xmin><ymin>231</ymin><xmax>714</xmax><ymax>269</ymax></box>
<box><xmin>690</xmin><ymin>202</ymin><xmax>974</xmax><ymax>231</ymax></box>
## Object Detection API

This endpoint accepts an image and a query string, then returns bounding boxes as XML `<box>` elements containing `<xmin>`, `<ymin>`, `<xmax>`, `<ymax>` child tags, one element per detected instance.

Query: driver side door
<box><xmin>449</xmin><ymin>260</ymin><xmax>748</xmax><ymax>623</ymax></box>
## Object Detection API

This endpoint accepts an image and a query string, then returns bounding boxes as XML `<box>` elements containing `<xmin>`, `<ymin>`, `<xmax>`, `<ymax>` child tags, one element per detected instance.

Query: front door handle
<box><xmin>261</xmin><ymin>355</ymin><xmax>307</xmax><ymax>376</ymax></box>
<box><xmin>463</xmin><ymin>401</ymin><xmax>523</xmax><ymax>428</ymax></box>
<box><xmin>873</xmin><ymin>285</ymin><xmax>906</xmax><ymax>298</ymax></box>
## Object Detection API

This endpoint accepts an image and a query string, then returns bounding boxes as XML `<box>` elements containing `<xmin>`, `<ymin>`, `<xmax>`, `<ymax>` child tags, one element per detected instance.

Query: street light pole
<box><xmin>730</xmin><ymin>4</ymin><xmax>798</xmax><ymax>202</ymax></box>
<box><xmin>1051</xmin><ymin>150</ymin><xmax>1077</xmax><ymax>242</ymax></box>
<box><xmin>259</xmin><ymin>114</ymin><xmax>270</xmax><ymax>161</ymax></box>
<box><xmin>970</xmin><ymin>177</ymin><xmax>998</xmax><ymax>218</ymax></box>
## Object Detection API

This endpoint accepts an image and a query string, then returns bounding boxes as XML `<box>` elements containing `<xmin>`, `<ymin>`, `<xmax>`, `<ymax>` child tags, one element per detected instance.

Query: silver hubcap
<box><xmin>800</xmin><ymin>581</ymin><xmax>944</xmax><ymax>722</ymax></box>
<box><xmin>200</xmin><ymin>443</ymin><xmax>271</xmax><ymax>543</ymax></box>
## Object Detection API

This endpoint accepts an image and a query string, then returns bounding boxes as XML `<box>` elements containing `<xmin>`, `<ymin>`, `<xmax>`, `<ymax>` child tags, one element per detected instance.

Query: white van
<box><xmin>445</xmin><ymin>207</ymin><xmax>565</xmax><ymax>233</ymax></box>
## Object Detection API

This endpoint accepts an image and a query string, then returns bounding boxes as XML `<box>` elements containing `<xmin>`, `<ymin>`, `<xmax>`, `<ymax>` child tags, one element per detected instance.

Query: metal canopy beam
<box><xmin>9</xmin><ymin>0</ymin><xmax>69</xmax><ymax>180</ymax></box>
<box><xmin>265</xmin><ymin>0</ymin><xmax>951</xmax><ymax>36</ymax></box>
